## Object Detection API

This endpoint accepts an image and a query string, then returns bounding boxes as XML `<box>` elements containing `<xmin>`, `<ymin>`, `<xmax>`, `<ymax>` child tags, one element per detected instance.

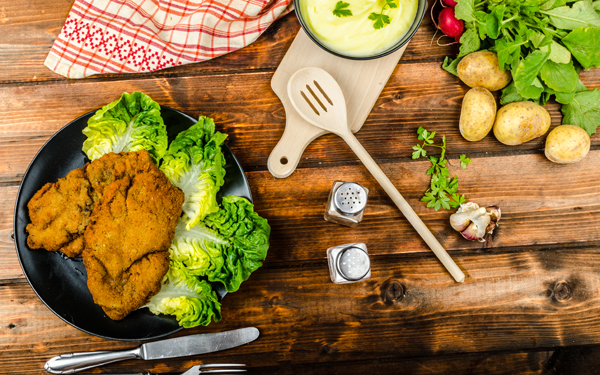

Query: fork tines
<box><xmin>183</xmin><ymin>364</ymin><xmax>246</xmax><ymax>375</ymax></box>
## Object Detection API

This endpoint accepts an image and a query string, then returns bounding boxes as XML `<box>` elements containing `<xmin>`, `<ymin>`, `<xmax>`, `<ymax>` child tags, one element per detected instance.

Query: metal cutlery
<box><xmin>45</xmin><ymin>328</ymin><xmax>259</xmax><ymax>374</ymax></box>
<box><xmin>78</xmin><ymin>363</ymin><xmax>247</xmax><ymax>375</ymax></box>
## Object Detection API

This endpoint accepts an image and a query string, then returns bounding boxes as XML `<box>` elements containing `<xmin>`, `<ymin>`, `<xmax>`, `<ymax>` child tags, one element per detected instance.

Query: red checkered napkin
<box><xmin>45</xmin><ymin>0</ymin><xmax>293</xmax><ymax>78</ymax></box>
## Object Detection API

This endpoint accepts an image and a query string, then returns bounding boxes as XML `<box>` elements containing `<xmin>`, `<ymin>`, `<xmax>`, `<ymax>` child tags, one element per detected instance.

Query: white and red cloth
<box><xmin>45</xmin><ymin>0</ymin><xmax>293</xmax><ymax>78</ymax></box>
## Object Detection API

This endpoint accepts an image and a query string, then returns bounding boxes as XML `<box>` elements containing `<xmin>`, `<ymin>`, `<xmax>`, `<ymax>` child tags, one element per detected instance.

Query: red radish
<box><xmin>443</xmin><ymin>0</ymin><xmax>458</xmax><ymax>7</ymax></box>
<box><xmin>438</xmin><ymin>7</ymin><xmax>464</xmax><ymax>38</ymax></box>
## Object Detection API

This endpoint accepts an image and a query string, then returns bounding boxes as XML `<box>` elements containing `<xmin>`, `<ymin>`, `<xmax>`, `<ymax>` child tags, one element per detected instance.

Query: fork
<box><xmin>182</xmin><ymin>363</ymin><xmax>246</xmax><ymax>375</ymax></box>
<box><xmin>81</xmin><ymin>363</ymin><xmax>247</xmax><ymax>375</ymax></box>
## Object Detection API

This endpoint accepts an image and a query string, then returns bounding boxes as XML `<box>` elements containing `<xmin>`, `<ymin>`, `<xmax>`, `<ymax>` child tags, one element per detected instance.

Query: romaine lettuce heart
<box><xmin>144</xmin><ymin>264</ymin><xmax>222</xmax><ymax>328</ymax></box>
<box><xmin>160</xmin><ymin>117</ymin><xmax>228</xmax><ymax>229</ymax></box>
<box><xmin>82</xmin><ymin>92</ymin><xmax>168</xmax><ymax>161</ymax></box>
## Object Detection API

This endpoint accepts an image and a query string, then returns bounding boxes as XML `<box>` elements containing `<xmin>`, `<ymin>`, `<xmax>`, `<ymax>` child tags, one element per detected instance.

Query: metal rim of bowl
<box><xmin>293</xmin><ymin>0</ymin><xmax>427</xmax><ymax>60</ymax></box>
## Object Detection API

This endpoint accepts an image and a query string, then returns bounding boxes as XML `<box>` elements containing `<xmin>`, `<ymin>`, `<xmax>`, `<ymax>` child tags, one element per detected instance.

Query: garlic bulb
<box><xmin>449</xmin><ymin>203</ymin><xmax>501</xmax><ymax>242</ymax></box>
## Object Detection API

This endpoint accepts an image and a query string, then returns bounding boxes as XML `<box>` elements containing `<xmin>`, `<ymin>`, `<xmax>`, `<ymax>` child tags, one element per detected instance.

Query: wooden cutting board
<box><xmin>268</xmin><ymin>28</ymin><xmax>408</xmax><ymax>178</ymax></box>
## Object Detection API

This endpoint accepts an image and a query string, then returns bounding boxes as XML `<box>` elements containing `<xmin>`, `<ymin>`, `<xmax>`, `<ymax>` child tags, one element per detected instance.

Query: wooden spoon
<box><xmin>287</xmin><ymin>67</ymin><xmax>465</xmax><ymax>283</ymax></box>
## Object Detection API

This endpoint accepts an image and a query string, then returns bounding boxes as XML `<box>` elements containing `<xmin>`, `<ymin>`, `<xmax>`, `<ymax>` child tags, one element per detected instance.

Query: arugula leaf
<box><xmin>541</xmin><ymin>0</ymin><xmax>569</xmax><ymax>11</ymax></box>
<box><xmin>561</xmin><ymin>88</ymin><xmax>600</xmax><ymax>135</ymax></box>
<box><xmin>494</xmin><ymin>36</ymin><xmax>526</xmax><ymax>70</ymax></box>
<box><xmin>514</xmin><ymin>48</ymin><xmax>551</xmax><ymax>99</ymax></box>
<box><xmin>455</xmin><ymin>0</ymin><xmax>476</xmax><ymax>22</ymax></box>
<box><xmin>501</xmin><ymin>81</ymin><xmax>527</xmax><ymax>105</ymax></box>
<box><xmin>541</xmin><ymin>1</ymin><xmax>600</xmax><ymax>30</ymax></box>
<box><xmin>333</xmin><ymin>1</ymin><xmax>352</xmax><ymax>17</ymax></box>
<box><xmin>540</xmin><ymin>60</ymin><xmax>579</xmax><ymax>92</ymax></box>
<box><xmin>457</xmin><ymin>28</ymin><xmax>481</xmax><ymax>58</ymax></box>
<box><xmin>562</xmin><ymin>26</ymin><xmax>600</xmax><ymax>68</ymax></box>
<box><xmin>549</xmin><ymin>40</ymin><xmax>572</xmax><ymax>63</ymax></box>
<box><xmin>442</xmin><ymin>56</ymin><xmax>461</xmax><ymax>77</ymax></box>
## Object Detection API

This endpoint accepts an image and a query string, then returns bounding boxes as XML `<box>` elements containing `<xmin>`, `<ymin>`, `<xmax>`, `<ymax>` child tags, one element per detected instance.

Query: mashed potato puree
<box><xmin>301</xmin><ymin>0</ymin><xmax>418</xmax><ymax>57</ymax></box>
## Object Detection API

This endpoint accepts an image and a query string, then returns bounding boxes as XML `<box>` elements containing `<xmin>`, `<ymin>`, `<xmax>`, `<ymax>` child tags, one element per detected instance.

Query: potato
<box><xmin>493</xmin><ymin>101</ymin><xmax>551</xmax><ymax>145</ymax></box>
<box><xmin>457</xmin><ymin>51</ymin><xmax>512</xmax><ymax>92</ymax></box>
<box><xmin>545</xmin><ymin>125</ymin><xmax>590</xmax><ymax>164</ymax></box>
<box><xmin>459</xmin><ymin>87</ymin><xmax>497</xmax><ymax>142</ymax></box>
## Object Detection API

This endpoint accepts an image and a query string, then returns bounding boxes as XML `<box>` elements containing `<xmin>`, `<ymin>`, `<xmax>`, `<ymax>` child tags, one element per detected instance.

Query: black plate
<box><xmin>13</xmin><ymin>107</ymin><xmax>252</xmax><ymax>341</ymax></box>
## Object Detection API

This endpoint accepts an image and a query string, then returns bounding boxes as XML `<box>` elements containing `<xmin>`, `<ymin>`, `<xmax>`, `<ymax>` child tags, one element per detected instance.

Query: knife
<box><xmin>44</xmin><ymin>327</ymin><xmax>259</xmax><ymax>374</ymax></box>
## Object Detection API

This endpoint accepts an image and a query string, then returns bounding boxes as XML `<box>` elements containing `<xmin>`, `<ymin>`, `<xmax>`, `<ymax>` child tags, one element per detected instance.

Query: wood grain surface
<box><xmin>2</xmin><ymin>0</ymin><xmax>600</xmax><ymax>373</ymax></box>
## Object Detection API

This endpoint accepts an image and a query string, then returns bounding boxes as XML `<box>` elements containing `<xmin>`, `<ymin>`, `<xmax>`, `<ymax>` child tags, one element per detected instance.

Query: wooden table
<box><xmin>2</xmin><ymin>1</ymin><xmax>600</xmax><ymax>374</ymax></box>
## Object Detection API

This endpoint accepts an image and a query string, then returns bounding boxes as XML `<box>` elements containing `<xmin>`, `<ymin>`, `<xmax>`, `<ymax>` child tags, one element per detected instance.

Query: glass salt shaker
<box><xmin>324</xmin><ymin>181</ymin><xmax>369</xmax><ymax>228</ymax></box>
<box><xmin>327</xmin><ymin>243</ymin><xmax>371</xmax><ymax>284</ymax></box>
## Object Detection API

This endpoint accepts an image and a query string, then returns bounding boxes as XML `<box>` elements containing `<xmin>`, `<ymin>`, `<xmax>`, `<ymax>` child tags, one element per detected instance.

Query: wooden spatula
<box><xmin>287</xmin><ymin>67</ymin><xmax>465</xmax><ymax>283</ymax></box>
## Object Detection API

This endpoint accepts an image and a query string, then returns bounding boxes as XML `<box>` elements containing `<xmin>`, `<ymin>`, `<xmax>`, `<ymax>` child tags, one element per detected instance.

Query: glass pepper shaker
<box><xmin>324</xmin><ymin>181</ymin><xmax>369</xmax><ymax>228</ymax></box>
<box><xmin>327</xmin><ymin>243</ymin><xmax>371</xmax><ymax>284</ymax></box>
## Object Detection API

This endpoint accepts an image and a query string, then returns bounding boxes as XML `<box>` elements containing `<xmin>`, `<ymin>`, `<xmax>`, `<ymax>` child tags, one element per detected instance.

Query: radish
<box><xmin>443</xmin><ymin>0</ymin><xmax>458</xmax><ymax>7</ymax></box>
<box><xmin>438</xmin><ymin>7</ymin><xmax>464</xmax><ymax>38</ymax></box>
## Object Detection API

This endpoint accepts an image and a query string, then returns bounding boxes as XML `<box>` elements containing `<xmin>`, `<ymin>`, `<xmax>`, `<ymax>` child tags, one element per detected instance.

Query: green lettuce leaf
<box><xmin>161</xmin><ymin>117</ymin><xmax>228</xmax><ymax>230</ymax></box>
<box><xmin>166</xmin><ymin>196</ymin><xmax>270</xmax><ymax>293</ymax></box>
<box><xmin>202</xmin><ymin>196</ymin><xmax>271</xmax><ymax>293</ymax></box>
<box><xmin>144</xmin><ymin>264</ymin><xmax>222</xmax><ymax>328</ymax></box>
<box><xmin>82</xmin><ymin>92</ymin><xmax>168</xmax><ymax>161</ymax></box>
<box><xmin>169</xmin><ymin>219</ymin><xmax>227</xmax><ymax>278</ymax></box>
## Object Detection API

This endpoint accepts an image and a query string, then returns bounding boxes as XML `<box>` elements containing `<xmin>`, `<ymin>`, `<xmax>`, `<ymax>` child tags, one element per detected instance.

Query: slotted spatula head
<box><xmin>287</xmin><ymin>67</ymin><xmax>350</xmax><ymax>136</ymax></box>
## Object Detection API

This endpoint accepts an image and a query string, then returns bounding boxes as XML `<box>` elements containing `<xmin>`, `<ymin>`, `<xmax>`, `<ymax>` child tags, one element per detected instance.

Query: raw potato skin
<box><xmin>457</xmin><ymin>51</ymin><xmax>512</xmax><ymax>92</ymax></box>
<box><xmin>545</xmin><ymin>125</ymin><xmax>591</xmax><ymax>164</ymax></box>
<box><xmin>459</xmin><ymin>87</ymin><xmax>497</xmax><ymax>142</ymax></box>
<box><xmin>493</xmin><ymin>101</ymin><xmax>551</xmax><ymax>145</ymax></box>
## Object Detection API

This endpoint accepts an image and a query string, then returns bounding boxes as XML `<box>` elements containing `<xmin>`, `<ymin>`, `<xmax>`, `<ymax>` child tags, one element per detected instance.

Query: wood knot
<box><xmin>393</xmin><ymin>92</ymin><xmax>403</xmax><ymax>101</ymax></box>
<box><xmin>553</xmin><ymin>281</ymin><xmax>572</xmax><ymax>302</ymax></box>
<box><xmin>10</xmin><ymin>230</ymin><xmax>14</xmax><ymax>242</ymax></box>
<box><xmin>385</xmin><ymin>281</ymin><xmax>405</xmax><ymax>302</ymax></box>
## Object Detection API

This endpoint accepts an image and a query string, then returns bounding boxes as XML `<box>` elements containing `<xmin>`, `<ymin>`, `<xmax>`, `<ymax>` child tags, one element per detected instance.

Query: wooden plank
<box><xmin>0</xmin><ymin>0</ymin><xmax>457</xmax><ymax>84</ymax></box>
<box><xmin>3</xmin><ymin>150</ymin><xmax>600</xmax><ymax>274</ymax></box>
<box><xmin>2</xmin><ymin>64</ymin><xmax>600</xmax><ymax>182</ymax></box>
<box><xmin>2</xmin><ymin>246</ymin><xmax>600</xmax><ymax>373</ymax></box>
<box><xmin>0</xmin><ymin>186</ymin><xmax>21</xmax><ymax>280</ymax></box>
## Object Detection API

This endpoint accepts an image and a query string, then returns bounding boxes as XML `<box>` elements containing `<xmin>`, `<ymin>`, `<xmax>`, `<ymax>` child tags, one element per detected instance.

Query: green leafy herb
<box><xmin>562</xmin><ymin>26</ymin><xmax>600</xmax><ymax>69</ymax></box>
<box><xmin>561</xmin><ymin>87</ymin><xmax>600</xmax><ymax>135</ymax></box>
<box><xmin>368</xmin><ymin>0</ymin><xmax>397</xmax><ymax>29</ymax></box>
<box><xmin>413</xmin><ymin>127</ymin><xmax>469</xmax><ymax>211</ymax></box>
<box><xmin>333</xmin><ymin>1</ymin><xmax>352</xmax><ymax>17</ymax></box>
<box><xmin>444</xmin><ymin>0</ymin><xmax>600</xmax><ymax>135</ymax></box>
<box><xmin>460</xmin><ymin>155</ymin><xmax>472</xmax><ymax>169</ymax></box>
<box><xmin>541</xmin><ymin>1</ymin><xmax>600</xmax><ymax>30</ymax></box>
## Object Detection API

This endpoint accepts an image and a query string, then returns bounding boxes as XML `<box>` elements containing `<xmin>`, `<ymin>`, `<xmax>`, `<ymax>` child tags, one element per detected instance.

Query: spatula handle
<box><xmin>342</xmin><ymin>133</ymin><xmax>465</xmax><ymax>283</ymax></box>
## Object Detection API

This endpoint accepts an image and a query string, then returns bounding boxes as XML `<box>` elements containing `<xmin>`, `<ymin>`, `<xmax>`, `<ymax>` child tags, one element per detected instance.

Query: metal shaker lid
<box><xmin>333</xmin><ymin>182</ymin><xmax>367</xmax><ymax>214</ymax></box>
<box><xmin>337</xmin><ymin>246</ymin><xmax>370</xmax><ymax>281</ymax></box>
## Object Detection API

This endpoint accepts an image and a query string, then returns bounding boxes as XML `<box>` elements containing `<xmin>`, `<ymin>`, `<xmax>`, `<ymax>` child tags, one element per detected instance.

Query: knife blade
<box><xmin>44</xmin><ymin>327</ymin><xmax>259</xmax><ymax>374</ymax></box>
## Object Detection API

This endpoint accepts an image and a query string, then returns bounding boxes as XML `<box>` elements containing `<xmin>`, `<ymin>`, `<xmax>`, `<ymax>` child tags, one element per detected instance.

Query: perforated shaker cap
<box><xmin>337</xmin><ymin>246</ymin><xmax>370</xmax><ymax>281</ymax></box>
<box><xmin>333</xmin><ymin>182</ymin><xmax>367</xmax><ymax>214</ymax></box>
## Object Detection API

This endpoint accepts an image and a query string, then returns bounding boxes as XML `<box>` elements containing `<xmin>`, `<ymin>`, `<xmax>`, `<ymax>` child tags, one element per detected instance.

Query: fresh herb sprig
<box><xmin>413</xmin><ymin>127</ymin><xmax>469</xmax><ymax>211</ymax></box>
<box><xmin>443</xmin><ymin>0</ymin><xmax>600</xmax><ymax>136</ymax></box>
<box><xmin>333</xmin><ymin>1</ymin><xmax>353</xmax><ymax>17</ymax></box>
<box><xmin>368</xmin><ymin>0</ymin><xmax>398</xmax><ymax>29</ymax></box>
<box><xmin>332</xmin><ymin>0</ymin><xmax>398</xmax><ymax>29</ymax></box>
